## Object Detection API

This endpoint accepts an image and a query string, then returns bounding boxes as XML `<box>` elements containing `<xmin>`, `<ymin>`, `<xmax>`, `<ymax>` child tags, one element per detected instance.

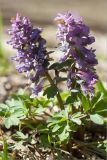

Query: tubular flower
<box><xmin>7</xmin><ymin>13</ymin><xmax>48</xmax><ymax>97</ymax></box>
<box><xmin>55</xmin><ymin>11</ymin><xmax>98</xmax><ymax>95</ymax></box>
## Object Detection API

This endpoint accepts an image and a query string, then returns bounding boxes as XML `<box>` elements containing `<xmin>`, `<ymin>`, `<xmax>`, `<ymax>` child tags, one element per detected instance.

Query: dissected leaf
<box><xmin>14</xmin><ymin>131</ymin><xmax>28</xmax><ymax>140</ymax></box>
<box><xmin>4</xmin><ymin>116</ymin><xmax>20</xmax><ymax>129</ymax></box>
<box><xmin>0</xmin><ymin>103</ymin><xmax>9</xmax><ymax>116</ymax></box>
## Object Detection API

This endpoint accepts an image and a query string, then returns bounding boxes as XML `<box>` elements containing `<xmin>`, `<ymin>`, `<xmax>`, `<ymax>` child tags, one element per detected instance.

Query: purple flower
<box><xmin>55</xmin><ymin>12</ymin><xmax>94</xmax><ymax>46</ymax></box>
<box><xmin>55</xmin><ymin>11</ymin><xmax>98</xmax><ymax>95</ymax></box>
<box><xmin>30</xmin><ymin>79</ymin><xmax>44</xmax><ymax>98</ymax></box>
<box><xmin>76</xmin><ymin>70</ymin><xmax>98</xmax><ymax>93</ymax></box>
<box><xmin>7</xmin><ymin>13</ymin><xmax>48</xmax><ymax>97</ymax></box>
<box><xmin>67</xmin><ymin>68</ymin><xmax>76</xmax><ymax>90</ymax></box>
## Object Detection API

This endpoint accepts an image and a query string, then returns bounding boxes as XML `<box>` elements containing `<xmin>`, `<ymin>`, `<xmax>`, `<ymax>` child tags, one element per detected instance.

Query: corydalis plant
<box><xmin>7</xmin><ymin>13</ymin><xmax>63</xmax><ymax>109</ymax></box>
<box><xmin>4</xmin><ymin>12</ymin><xmax>106</xmax><ymax>157</ymax></box>
<box><xmin>7</xmin><ymin>13</ymin><xmax>49</xmax><ymax>97</ymax></box>
<box><xmin>55</xmin><ymin>12</ymin><xmax>98</xmax><ymax>96</ymax></box>
<box><xmin>7</xmin><ymin>12</ymin><xmax>98</xmax><ymax>105</ymax></box>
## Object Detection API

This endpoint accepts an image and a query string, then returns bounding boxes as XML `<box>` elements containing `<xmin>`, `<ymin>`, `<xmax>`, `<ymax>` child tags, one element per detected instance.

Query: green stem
<box><xmin>45</xmin><ymin>71</ymin><xmax>64</xmax><ymax>110</ymax></box>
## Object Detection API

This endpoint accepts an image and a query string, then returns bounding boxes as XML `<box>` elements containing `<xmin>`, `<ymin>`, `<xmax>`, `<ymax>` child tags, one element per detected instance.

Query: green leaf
<box><xmin>96</xmin><ymin>81</ymin><xmax>107</xmax><ymax>95</ymax></box>
<box><xmin>6</xmin><ymin>99</ymin><xmax>23</xmax><ymax>109</ymax></box>
<box><xmin>72</xmin><ymin>118</ymin><xmax>81</xmax><ymax>125</ymax></box>
<box><xmin>16</xmin><ymin>111</ymin><xmax>26</xmax><ymax>118</ymax></box>
<box><xmin>49</xmin><ymin>59</ymin><xmax>73</xmax><ymax>70</ymax></box>
<box><xmin>48</xmin><ymin>134</ymin><xmax>51</xmax><ymax>143</ymax></box>
<box><xmin>38</xmin><ymin>97</ymin><xmax>52</xmax><ymax>107</ymax></box>
<box><xmin>53</xmin><ymin>109</ymin><xmax>68</xmax><ymax>119</ymax></box>
<box><xmin>59</xmin><ymin>117</ymin><xmax>67</xmax><ymax>123</ymax></box>
<box><xmin>65</xmin><ymin>96</ymin><xmax>75</xmax><ymax>104</ymax></box>
<box><xmin>35</xmin><ymin>107</ymin><xmax>45</xmax><ymax>114</ymax></box>
<box><xmin>61</xmin><ymin>92</ymin><xmax>70</xmax><ymax>100</ymax></box>
<box><xmin>92</xmin><ymin>98</ymin><xmax>107</xmax><ymax>117</ymax></box>
<box><xmin>71</xmin><ymin>112</ymin><xmax>82</xmax><ymax>118</ymax></box>
<box><xmin>81</xmin><ymin>94</ymin><xmax>90</xmax><ymax>112</ymax></box>
<box><xmin>17</xmin><ymin>88</ymin><xmax>25</xmax><ymax>95</ymax></box>
<box><xmin>37</xmin><ymin>124</ymin><xmax>49</xmax><ymax>133</ymax></box>
<box><xmin>0</xmin><ymin>103</ymin><xmax>8</xmax><ymax>109</ymax></box>
<box><xmin>49</xmin><ymin>62</ymin><xmax>59</xmax><ymax>70</ymax></box>
<box><xmin>48</xmin><ymin>118</ymin><xmax>60</xmax><ymax>127</ymax></box>
<box><xmin>62</xmin><ymin>107</ymin><xmax>70</xmax><ymax>119</ymax></box>
<box><xmin>4</xmin><ymin>116</ymin><xmax>20</xmax><ymax>129</ymax></box>
<box><xmin>90</xmin><ymin>114</ymin><xmax>104</xmax><ymax>125</ymax></box>
<box><xmin>6</xmin><ymin>99</ymin><xmax>15</xmax><ymax>107</ymax></box>
<box><xmin>0</xmin><ymin>103</ymin><xmax>9</xmax><ymax>116</ymax></box>
<box><xmin>71</xmin><ymin>112</ymin><xmax>82</xmax><ymax>125</ymax></box>
<box><xmin>59</xmin><ymin>131</ymin><xmax>69</xmax><ymax>142</ymax></box>
<box><xmin>91</xmin><ymin>92</ymin><xmax>103</xmax><ymax>108</ymax></box>
<box><xmin>14</xmin><ymin>131</ymin><xmax>28</xmax><ymax>140</ymax></box>
<box><xmin>103</xmin><ymin>140</ymin><xmax>107</xmax><ymax>152</ymax></box>
<box><xmin>44</xmin><ymin>86</ymin><xmax>58</xmax><ymax>98</ymax></box>
<box><xmin>40</xmin><ymin>134</ymin><xmax>50</xmax><ymax>147</ymax></box>
<box><xmin>52</xmin><ymin>124</ymin><xmax>60</xmax><ymax>132</ymax></box>
<box><xmin>11</xmin><ymin>141</ymin><xmax>24</xmax><ymax>151</ymax></box>
<box><xmin>58</xmin><ymin>125</ymin><xmax>70</xmax><ymax>142</ymax></box>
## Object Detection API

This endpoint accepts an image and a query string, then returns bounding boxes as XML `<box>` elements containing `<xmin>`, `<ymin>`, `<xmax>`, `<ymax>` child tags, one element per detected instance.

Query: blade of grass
<box><xmin>3</xmin><ymin>138</ymin><xmax>8</xmax><ymax>160</ymax></box>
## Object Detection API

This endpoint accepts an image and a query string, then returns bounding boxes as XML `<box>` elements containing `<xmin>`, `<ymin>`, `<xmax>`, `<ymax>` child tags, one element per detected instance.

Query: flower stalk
<box><xmin>45</xmin><ymin>71</ymin><xmax>64</xmax><ymax>110</ymax></box>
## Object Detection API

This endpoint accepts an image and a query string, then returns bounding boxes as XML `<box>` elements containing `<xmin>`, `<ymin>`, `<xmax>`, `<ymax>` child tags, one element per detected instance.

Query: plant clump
<box><xmin>0</xmin><ymin>11</ymin><xmax>106</xmax><ymax>160</ymax></box>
